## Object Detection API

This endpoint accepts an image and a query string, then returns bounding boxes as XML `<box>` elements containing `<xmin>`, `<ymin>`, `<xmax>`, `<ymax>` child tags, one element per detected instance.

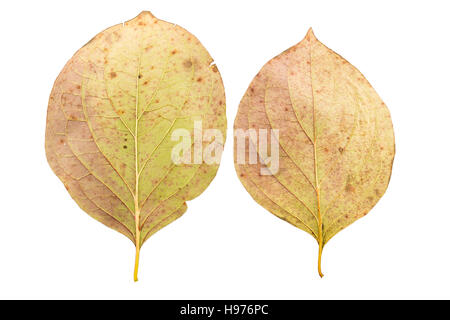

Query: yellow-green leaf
<box><xmin>45</xmin><ymin>11</ymin><xmax>226</xmax><ymax>281</ymax></box>
<box><xmin>234</xmin><ymin>29</ymin><xmax>394</xmax><ymax>277</ymax></box>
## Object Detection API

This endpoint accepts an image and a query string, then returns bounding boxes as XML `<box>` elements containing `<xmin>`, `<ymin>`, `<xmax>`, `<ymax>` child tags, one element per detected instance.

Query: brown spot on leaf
<box><xmin>110</xmin><ymin>72</ymin><xmax>117</xmax><ymax>79</ymax></box>
<box><xmin>183</xmin><ymin>60</ymin><xmax>192</xmax><ymax>68</ymax></box>
<box><xmin>345</xmin><ymin>183</ymin><xmax>355</xmax><ymax>193</ymax></box>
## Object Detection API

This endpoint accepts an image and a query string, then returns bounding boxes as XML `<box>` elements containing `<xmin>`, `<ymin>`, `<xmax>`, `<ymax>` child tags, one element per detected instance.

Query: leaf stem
<box><xmin>317</xmin><ymin>194</ymin><xmax>324</xmax><ymax>278</ymax></box>
<box><xmin>316</xmin><ymin>187</ymin><xmax>324</xmax><ymax>278</ymax></box>
<box><xmin>133</xmin><ymin>204</ymin><xmax>141</xmax><ymax>281</ymax></box>
<box><xmin>318</xmin><ymin>240</ymin><xmax>324</xmax><ymax>278</ymax></box>
<box><xmin>134</xmin><ymin>242</ymin><xmax>140</xmax><ymax>282</ymax></box>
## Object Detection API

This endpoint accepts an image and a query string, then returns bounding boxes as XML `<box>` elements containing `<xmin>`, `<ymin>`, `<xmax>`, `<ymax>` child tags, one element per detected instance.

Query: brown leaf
<box><xmin>45</xmin><ymin>11</ymin><xmax>226</xmax><ymax>281</ymax></box>
<box><xmin>234</xmin><ymin>29</ymin><xmax>394</xmax><ymax>277</ymax></box>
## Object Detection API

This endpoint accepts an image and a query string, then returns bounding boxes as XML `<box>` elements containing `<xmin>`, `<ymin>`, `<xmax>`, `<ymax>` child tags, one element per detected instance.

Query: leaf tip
<box><xmin>138</xmin><ymin>10</ymin><xmax>155</xmax><ymax>19</ymax></box>
<box><xmin>126</xmin><ymin>11</ymin><xmax>157</xmax><ymax>26</ymax></box>
<box><xmin>305</xmin><ymin>27</ymin><xmax>317</xmax><ymax>41</ymax></box>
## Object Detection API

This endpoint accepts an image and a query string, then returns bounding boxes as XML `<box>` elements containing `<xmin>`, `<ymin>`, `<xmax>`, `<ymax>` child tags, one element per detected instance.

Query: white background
<box><xmin>0</xmin><ymin>0</ymin><xmax>449</xmax><ymax>299</ymax></box>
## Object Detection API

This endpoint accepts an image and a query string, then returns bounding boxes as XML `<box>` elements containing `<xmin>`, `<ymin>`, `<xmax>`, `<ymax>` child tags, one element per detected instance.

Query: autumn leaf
<box><xmin>45</xmin><ymin>11</ymin><xmax>226</xmax><ymax>281</ymax></box>
<box><xmin>234</xmin><ymin>29</ymin><xmax>394</xmax><ymax>277</ymax></box>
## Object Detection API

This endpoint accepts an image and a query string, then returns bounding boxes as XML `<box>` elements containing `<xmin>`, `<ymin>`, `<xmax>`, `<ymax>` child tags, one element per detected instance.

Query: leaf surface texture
<box><xmin>45</xmin><ymin>11</ymin><xmax>226</xmax><ymax>280</ymax></box>
<box><xmin>234</xmin><ymin>29</ymin><xmax>394</xmax><ymax>276</ymax></box>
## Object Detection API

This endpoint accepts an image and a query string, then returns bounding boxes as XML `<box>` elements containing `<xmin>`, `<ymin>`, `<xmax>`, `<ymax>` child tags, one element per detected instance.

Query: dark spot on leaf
<box><xmin>345</xmin><ymin>183</ymin><xmax>355</xmax><ymax>193</ymax></box>
<box><xmin>123</xmin><ymin>145</ymin><xmax>127</xmax><ymax>149</ymax></box>
<box><xmin>183</xmin><ymin>60</ymin><xmax>192</xmax><ymax>68</ymax></box>
<box><xmin>138</xmin><ymin>74</ymin><xmax>143</xmax><ymax>79</ymax></box>
<box><xmin>171</xmin><ymin>49</ymin><xmax>177</xmax><ymax>55</ymax></box>
<box><xmin>338</xmin><ymin>147</ymin><xmax>344</xmax><ymax>153</ymax></box>
<box><xmin>110</xmin><ymin>72</ymin><xmax>117</xmax><ymax>79</ymax></box>
<box><xmin>197</xmin><ymin>77</ymin><xmax>203</xmax><ymax>82</ymax></box>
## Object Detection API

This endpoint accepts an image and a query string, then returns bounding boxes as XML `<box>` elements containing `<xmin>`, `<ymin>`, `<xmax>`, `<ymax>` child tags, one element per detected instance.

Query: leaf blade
<box><xmin>234</xmin><ymin>29</ymin><xmax>394</xmax><ymax>276</ymax></box>
<box><xmin>46</xmin><ymin>11</ymin><xmax>227</xmax><ymax>280</ymax></box>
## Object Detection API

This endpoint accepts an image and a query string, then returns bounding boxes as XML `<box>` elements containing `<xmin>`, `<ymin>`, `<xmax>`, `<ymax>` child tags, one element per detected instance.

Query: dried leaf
<box><xmin>45</xmin><ymin>11</ymin><xmax>226</xmax><ymax>281</ymax></box>
<box><xmin>234</xmin><ymin>29</ymin><xmax>394</xmax><ymax>277</ymax></box>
